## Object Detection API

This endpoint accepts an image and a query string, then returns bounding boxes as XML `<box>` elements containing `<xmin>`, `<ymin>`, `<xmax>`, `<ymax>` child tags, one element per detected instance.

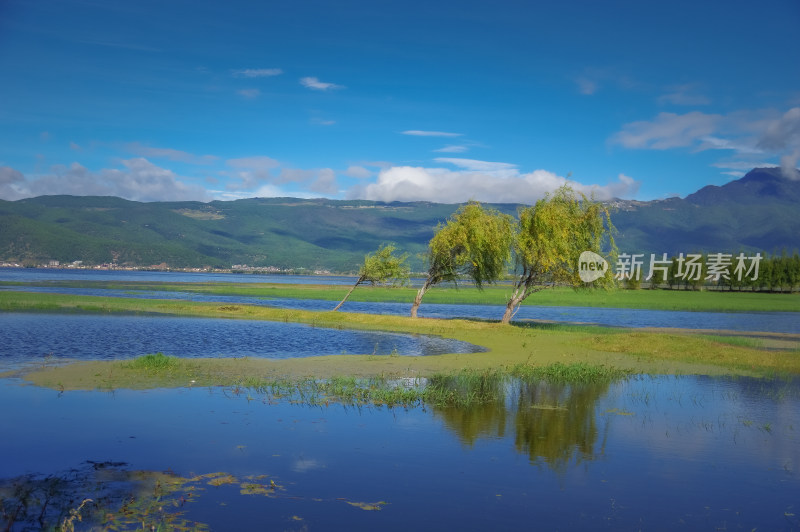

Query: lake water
<box><xmin>2</xmin><ymin>268</ymin><xmax>799</xmax><ymax>530</ymax></box>
<box><xmin>0</xmin><ymin>313</ymin><xmax>484</xmax><ymax>370</ymax></box>
<box><xmin>1</xmin><ymin>375</ymin><xmax>797</xmax><ymax>530</ymax></box>
<box><xmin>4</xmin><ymin>283</ymin><xmax>799</xmax><ymax>333</ymax></box>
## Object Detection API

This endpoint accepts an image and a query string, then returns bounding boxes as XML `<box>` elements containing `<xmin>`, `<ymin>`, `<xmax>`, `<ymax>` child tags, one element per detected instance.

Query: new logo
<box><xmin>578</xmin><ymin>251</ymin><xmax>608</xmax><ymax>283</ymax></box>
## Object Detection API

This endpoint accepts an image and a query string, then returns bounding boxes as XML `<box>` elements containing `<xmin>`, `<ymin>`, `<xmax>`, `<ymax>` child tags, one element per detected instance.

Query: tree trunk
<box><xmin>410</xmin><ymin>277</ymin><xmax>433</xmax><ymax>318</ymax></box>
<box><xmin>501</xmin><ymin>297</ymin><xmax>521</xmax><ymax>324</ymax></box>
<box><xmin>332</xmin><ymin>275</ymin><xmax>364</xmax><ymax>311</ymax></box>
<box><xmin>501</xmin><ymin>275</ymin><xmax>537</xmax><ymax>324</ymax></box>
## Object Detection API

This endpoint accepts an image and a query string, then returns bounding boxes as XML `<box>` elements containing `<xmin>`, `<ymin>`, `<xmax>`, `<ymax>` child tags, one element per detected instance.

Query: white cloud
<box><xmin>434</xmin><ymin>158</ymin><xmax>517</xmax><ymax>173</ymax></box>
<box><xmin>310</xmin><ymin>168</ymin><xmax>339</xmax><ymax>195</ymax></box>
<box><xmin>127</xmin><ymin>142</ymin><xmax>218</xmax><ymax>165</ymax></box>
<box><xmin>612</xmin><ymin>107</ymin><xmax>800</xmax><ymax>179</ymax></box>
<box><xmin>237</xmin><ymin>88</ymin><xmax>261</xmax><ymax>99</ymax></box>
<box><xmin>232</xmin><ymin>68</ymin><xmax>283</xmax><ymax>78</ymax></box>
<box><xmin>657</xmin><ymin>84</ymin><xmax>711</xmax><ymax>106</ymax></box>
<box><xmin>780</xmin><ymin>149</ymin><xmax>800</xmax><ymax>180</ymax></box>
<box><xmin>401</xmin><ymin>130</ymin><xmax>463</xmax><ymax>137</ymax></box>
<box><xmin>300</xmin><ymin>77</ymin><xmax>344</xmax><ymax>91</ymax></box>
<box><xmin>576</xmin><ymin>77</ymin><xmax>598</xmax><ymax>96</ymax></box>
<box><xmin>224</xmin><ymin>156</ymin><xmax>281</xmax><ymax>190</ymax></box>
<box><xmin>227</xmin><ymin>156</ymin><xmax>280</xmax><ymax>170</ymax></box>
<box><xmin>0</xmin><ymin>159</ymin><xmax>210</xmax><ymax>202</ymax></box>
<box><xmin>757</xmin><ymin>107</ymin><xmax>800</xmax><ymax>151</ymax></box>
<box><xmin>695</xmin><ymin>136</ymin><xmax>764</xmax><ymax>154</ymax></box>
<box><xmin>69</xmin><ymin>142</ymin><xmax>82</xmax><ymax>151</ymax></box>
<box><xmin>344</xmin><ymin>165</ymin><xmax>374</xmax><ymax>179</ymax></box>
<box><xmin>574</xmin><ymin>67</ymin><xmax>639</xmax><ymax>96</ymax></box>
<box><xmin>251</xmin><ymin>183</ymin><xmax>288</xmax><ymax>198</ymax></box>
<box><xmin>276</xmin><ymin>168</ymin><xmax>316</xmax><ymax>184</ymax></box>
<box><xmin>711</xmin><ymin>160</ymin><xmax>778</xmax><ymax>171</ymax></box>
<box><xmin>611</xmin><ymin>111</ymin><xmax>721</xmax><ymax>150</ymax></box>
<box><xmin>0</xmin><ymin>166</ymin><xmax>26</xmax><ymax>200</ymax></box>
<box><xmin>355</xmin><ymin>164</ymin><xmax>639</xmax><ymax>204</ymax></box>
<box><xmin>433</xmin><ymin>145</ymin><xmax>468</xmax><ymax>153</ymax></box>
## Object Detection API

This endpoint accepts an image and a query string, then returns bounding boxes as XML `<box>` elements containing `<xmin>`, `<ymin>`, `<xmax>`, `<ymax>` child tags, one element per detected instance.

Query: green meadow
<box><xmin>3</xmin><ymin>279</ymin><xmax>799</xmax><ymax>312</ymax></box>
<box><xmin>2</xmin><ymin>289</ymin><xmax>798</xmax><ymax>393</ymax></box>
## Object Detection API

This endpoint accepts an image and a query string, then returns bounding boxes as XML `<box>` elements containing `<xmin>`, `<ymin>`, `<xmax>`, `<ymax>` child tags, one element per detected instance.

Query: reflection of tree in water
<box><xmin>429</xmin><ymin>371</ymin><xmax>507</xmax><ymax>446</ymax></box>
<box><xmin>435</xmin><ymin>402</ymin><xmax>509</xmax><ymax>446</ymax></box>
<box><xmin>434</xmin><ymin>378</ymin><xmax>610</xmax><ymax>472</ymax></box>
<box><xmin>513</xmin><ymin>381</ymin><xmax>609</xmax><ymax>471</ymax></box>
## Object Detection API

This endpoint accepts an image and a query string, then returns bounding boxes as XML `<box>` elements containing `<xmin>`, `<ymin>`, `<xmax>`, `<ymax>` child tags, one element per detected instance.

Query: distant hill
<box><xmin>0</xmin><ymin>168</ymin><xmax>797</xmax><ymax>271</ymax></box>
<box><xmin>610</xmin><ymin>167</ymin><xmax>800</xmax><ymax>256</ymax></box>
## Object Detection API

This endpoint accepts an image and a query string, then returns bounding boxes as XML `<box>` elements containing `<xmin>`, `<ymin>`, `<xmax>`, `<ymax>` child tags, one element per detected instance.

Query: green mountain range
<box><xmin>0</xmin><ymin>168</ymin><xmax>797</xmax><ymax>272</ymax></box>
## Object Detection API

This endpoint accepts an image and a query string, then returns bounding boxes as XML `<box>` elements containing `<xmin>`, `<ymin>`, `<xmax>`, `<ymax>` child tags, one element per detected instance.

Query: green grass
<box><xmin>507</xmin><ymin>361</ymin><xmax>628</xmax><ymax>383</ymax></box>
<box><xmin>3</xmin><ymin>279</ymin><xmax>798</xmax><ymax>312</ymax></box>
<box><xmin>703</xmin><ymin>335</ymin><xmax>765</xmax><ymax>349</ymax></box>
<box><xmin>5</xmin><ymin>290</ymin><xmax>800</xmax><ymax>393</ymax></box>
<box><xmin>217</xmin><ymin>363</ymin><xmax>630</xmax><ymax>408</ymax></box>
<box><xmin>122</xmin><ymin>352</ymin><xmax>180</xmax><ymax>371</ymax></box>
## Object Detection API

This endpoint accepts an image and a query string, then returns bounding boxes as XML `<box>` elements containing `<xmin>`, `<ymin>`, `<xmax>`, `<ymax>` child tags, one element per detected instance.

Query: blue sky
<box><xmin>1</xmin><ymin>0</ymin><xmax>798</xmax><ymax>204</ymax></box>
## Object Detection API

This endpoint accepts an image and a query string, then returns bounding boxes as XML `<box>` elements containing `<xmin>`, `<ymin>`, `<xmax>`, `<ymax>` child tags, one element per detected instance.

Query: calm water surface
<box><xmin>1</xmin><ymin>375</ymin><xmax>797</xmax><ymax>530</ymax></box>
<box><xmin>0</xmin><ymin>313</ymin><xmax>484</xmax><ymax>369</ymax></box>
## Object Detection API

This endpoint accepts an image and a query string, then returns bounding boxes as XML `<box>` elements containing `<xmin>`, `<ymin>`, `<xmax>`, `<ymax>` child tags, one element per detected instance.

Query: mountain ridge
<box><xmin>1</xmin><ymin>168</ymin><xmax>797</xmax><ymax>271</ymax></box>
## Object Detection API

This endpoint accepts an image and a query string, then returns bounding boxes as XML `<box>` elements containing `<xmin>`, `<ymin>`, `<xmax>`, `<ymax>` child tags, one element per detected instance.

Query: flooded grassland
<box><xmin>1</xmin><ymin>287</ymin><xmax>799</xmax><ymax>530</ymax></box>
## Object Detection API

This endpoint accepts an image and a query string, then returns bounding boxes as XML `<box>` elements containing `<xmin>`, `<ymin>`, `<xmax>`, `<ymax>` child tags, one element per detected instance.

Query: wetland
<box><xmin>1</xmin><ymin>269</ymin><xmax>799</xmax><ymax>530</ymax></box>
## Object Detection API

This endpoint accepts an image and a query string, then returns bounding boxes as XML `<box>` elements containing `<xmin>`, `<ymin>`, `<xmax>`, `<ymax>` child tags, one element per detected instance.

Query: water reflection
<box><xmin>1</xmin><ymin>376</ymin><xmax>798</xmax><ymax>530</ymax></box>
<box><xmin>512</xmin><ymin>381</ymin><xmax>608</xmax><ymax>470</ymax></box>
<box><xmin>433</xmin><ymin>379</ymin><xmax>611</xmax><ymax>471</ymax></box>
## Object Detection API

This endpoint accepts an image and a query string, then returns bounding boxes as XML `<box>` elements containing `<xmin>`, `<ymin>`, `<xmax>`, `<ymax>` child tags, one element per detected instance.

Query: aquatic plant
<box><xmin>122</xmin><ymin>352</ymin><xmax>180</xmax><ymax>371</ymax></box>
<box><xmin>231</xmin><ymin>363</ymin><xmax>629</xmax><ymax>410</ymax></box>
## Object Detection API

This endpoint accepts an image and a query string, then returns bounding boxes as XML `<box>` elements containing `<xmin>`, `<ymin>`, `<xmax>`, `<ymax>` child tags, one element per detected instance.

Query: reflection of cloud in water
<box><xmin>599</xmin><ymin>376</ymin><xmax>800</xmax><ymax>474</ymax></box>
<box><xmin>293</xmin><ymin>457</ymin><xmax>324</xmax><ymax>473</ymax></box>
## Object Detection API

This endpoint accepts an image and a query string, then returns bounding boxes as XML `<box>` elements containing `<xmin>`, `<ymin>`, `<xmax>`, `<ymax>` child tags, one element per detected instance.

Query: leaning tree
<box><xmin>411</xmin><ymin>201</ymin><xmax>513</xmax><ymax>318</ymax></box>
<box><xmin>501</xmin><ymin>185</ymin><xmax>615</xmax><ymax>324</ymax></box>
<box><xmin>333</xmin><ymin>243</ymin><xmax>410</xmax><ymax>311</ymax></box>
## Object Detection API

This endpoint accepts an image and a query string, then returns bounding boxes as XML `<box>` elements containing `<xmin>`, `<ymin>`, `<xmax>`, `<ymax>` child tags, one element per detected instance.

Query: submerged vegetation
<box><xmin>0</xmin><ymin>461</ymin><xmax>391</xmax><ymax>531</ymax></box>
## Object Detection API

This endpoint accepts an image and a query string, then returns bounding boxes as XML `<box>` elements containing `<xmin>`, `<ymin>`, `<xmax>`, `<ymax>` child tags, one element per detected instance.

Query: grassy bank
<box><xmin>3</xmin><ymin>291</ymin><xmax>799</xmax><ymax>392</ymax></box>
<box><xmin>3</xmin><ymin>279</ymin><xmax>799</xmax><ymax>312</ymax></box>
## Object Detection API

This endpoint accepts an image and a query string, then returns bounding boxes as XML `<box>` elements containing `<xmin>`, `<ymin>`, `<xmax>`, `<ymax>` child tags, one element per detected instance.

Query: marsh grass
<box><xmin>513</xmin><ymin>322</ymin><xmax>620</xmax><ymax>334</ymax></box>
<box><xmin>7</xmin><ymin>291</ymin><xmax>800</xmax><ymax>388</ymax></box>
<box><xmin>508</xmin><ymin>362</ymin><xmax>628</xmax><ymax>383</ymax></box>
<box><xmin>585</xmin><ymin>332</ymin><xmax>800</xmax><ymax>376</ymax></box>
<box><xmin>227</xmin><ymin>362</ymin><xmax>629</xmax><ymax>408</ymax></box>
<box><xmin>704</xmin><ymin>335</ymin><xmax>765</xmax><ymax>349</ymax></box>
<box><xmin>122</xmin><ymin>352</ymin><xmax>179</xmax><ymax>371</ymax></box>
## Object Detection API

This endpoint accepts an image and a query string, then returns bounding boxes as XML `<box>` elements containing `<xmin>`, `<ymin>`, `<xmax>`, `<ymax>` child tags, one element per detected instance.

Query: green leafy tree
<box><xmin>502</xmin><ymin>186</ymin><xmax>615</xmax><ymax>324</ymax></box>
<box><xmin>686</xmin><ymin>253</ymin><xmax>708</xmax><ymax>291</ymax></box>
<box><xmin>790</xmin><ymin>251</ymin><xmax>800</xmax><ymax>292</ymax></box>
<box><xmin>333</xmin><ymin>244</ymin><xmax>409</xmax><ymax>311</ymax></box>
<box><xmin>666</xmin><ymin>256</ymin><xmax>682</xmax><ymax>290</ymax></box>
<box><xmin>411</xmin><ymin>201</ymin><xmax>513</xmax><ymax>318</ymax></box>
<box><xmin>758</xmin><ymin>255</ymin><xmax>773</xmax><ymax>292</ymax></box>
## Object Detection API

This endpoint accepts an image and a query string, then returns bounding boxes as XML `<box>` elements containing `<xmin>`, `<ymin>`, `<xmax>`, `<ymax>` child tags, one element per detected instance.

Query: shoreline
<box><xmin>2</xmin><ymin>291</ymin><xmax>798</xmax><ymax>391</ymax></box>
